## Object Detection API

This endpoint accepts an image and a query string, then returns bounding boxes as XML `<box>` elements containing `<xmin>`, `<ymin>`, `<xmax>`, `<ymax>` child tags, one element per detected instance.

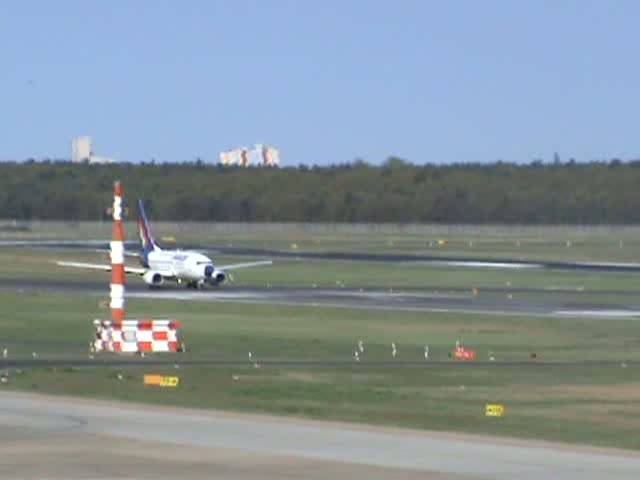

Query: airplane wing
<box><xmin>218</xmin><ymin>260</ymin><xmax>273</xmax><ymax>270</ymax></box>
<box><xmin>55</xmin><ymin>261</ymin><xmax>147</xmax><ymax>275</ymax></box>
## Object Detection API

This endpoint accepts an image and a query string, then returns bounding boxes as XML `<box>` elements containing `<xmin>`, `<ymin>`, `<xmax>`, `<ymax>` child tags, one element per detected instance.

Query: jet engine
<box><xmin>202</xmin><ymin>264</ymin><xmax>226</xmax><ymax>285</ymax></box>
<box><xmin>213</xmin><ymin>270</ymin><xmax>226</xmax><ymax>284</ymax></box>
<box><xmin>143</xmin><ymin>271</ymin><xmax>164</xmax><ymax>287</ymax></box>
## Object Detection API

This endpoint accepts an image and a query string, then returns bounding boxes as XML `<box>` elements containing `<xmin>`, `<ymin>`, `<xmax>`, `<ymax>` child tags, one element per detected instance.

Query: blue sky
<box><xmin>0</xmin><ymin>0</ymin><xmax>638</xmax><ymax>165</ymax></box>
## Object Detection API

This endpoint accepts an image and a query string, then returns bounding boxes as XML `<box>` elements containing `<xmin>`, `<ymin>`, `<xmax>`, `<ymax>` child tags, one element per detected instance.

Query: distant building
<box><xmin>71</xmin><ymin>136</ymin><xmax>119</xmax><ymax>164</ymax></box>
<box><xmin>71</xmin><ymin>136</ymin><xmax>92</xmax><ymax>162</ymax></box>
<box><xmin>219</xmin><ymin>144</ymin><xmax>280</xmax><ymax>167</ymax></box>
<box><xmin>219</xmin><ymin>147</ymin><xmax>249</xmax><ymax>166</ymax></box>
<box><xmin>260</xmin><ymin>144</ymin><xmax>280</xmax><ymax>166</ymax></box>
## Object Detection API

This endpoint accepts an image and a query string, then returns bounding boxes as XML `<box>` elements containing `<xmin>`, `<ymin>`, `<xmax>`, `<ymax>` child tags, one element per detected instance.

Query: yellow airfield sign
<box><xmin>144</xmin><ymin>375</ymin><xmax>180</xmax><ymax>387</ymax></box>
<box><xmin>485</xmin><ymin>404</ymin><xmax>505</xmax><ymax>417</ymax></box>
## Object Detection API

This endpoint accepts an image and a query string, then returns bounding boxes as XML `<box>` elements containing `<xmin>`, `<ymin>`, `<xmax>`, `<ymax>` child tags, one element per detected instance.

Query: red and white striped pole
<box><xmin>110</xmin><ymin>181</ymin><xmax>125</xmax><ymax>321</ymax></box>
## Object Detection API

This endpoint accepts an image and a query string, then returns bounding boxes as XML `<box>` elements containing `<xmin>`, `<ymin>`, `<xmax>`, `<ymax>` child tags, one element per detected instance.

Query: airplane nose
<box><xmin>204</xmin><ymin>265</ymin><xmax>214</xmax><ymax>277</ymax></box>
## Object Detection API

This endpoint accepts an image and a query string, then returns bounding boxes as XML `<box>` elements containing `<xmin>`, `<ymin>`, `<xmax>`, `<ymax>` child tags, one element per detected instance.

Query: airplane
<box><xmin>56</xmin><ymin>199</ymin><xmax>272</xmax><ymax>289</ymax></box>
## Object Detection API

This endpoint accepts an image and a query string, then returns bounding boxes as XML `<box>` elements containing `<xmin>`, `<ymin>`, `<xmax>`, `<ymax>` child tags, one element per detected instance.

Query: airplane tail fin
<box><xmin>137</xmin><ymin>199</ymin><xmax>161</xmax><ymax>265</ymax></box>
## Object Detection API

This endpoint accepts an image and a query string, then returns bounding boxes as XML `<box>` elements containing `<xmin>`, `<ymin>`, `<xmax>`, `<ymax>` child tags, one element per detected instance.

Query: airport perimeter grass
<box><xmin>1</xmin><ymin>291</ymin><xmax>640</xmax><ymax>450</ymax></box>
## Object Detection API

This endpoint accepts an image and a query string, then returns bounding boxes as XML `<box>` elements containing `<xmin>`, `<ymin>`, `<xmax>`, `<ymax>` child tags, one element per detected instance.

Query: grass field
<box><xmin>1</xmin><ymin>291</ymin><xmax>640</xmax><ymax>450</ymax></box>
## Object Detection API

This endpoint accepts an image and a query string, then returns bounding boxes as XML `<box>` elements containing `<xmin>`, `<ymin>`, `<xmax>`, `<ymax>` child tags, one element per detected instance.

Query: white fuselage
<box><xmin>146</xmin><ymin>250</ymin><xmax>225</xmax><ymax>284</ymax></box>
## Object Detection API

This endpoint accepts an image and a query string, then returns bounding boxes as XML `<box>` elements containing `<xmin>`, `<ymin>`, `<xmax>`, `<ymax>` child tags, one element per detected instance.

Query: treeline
<box><xmin>2</xmin><ymin>158</ymin><xmax>640</xmax><ymax>224</ymax></box>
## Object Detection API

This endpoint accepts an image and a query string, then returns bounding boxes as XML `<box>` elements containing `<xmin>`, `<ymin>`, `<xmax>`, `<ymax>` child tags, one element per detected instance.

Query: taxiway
<box><xmin>1</xmin><ymin>391</ymin><xmax>639</xmax><ymax>480</ymax></box>
<box><xmin>1</xmin><ymin>278</ymin><xmax>640</xmax><ymax>320</ymax></box>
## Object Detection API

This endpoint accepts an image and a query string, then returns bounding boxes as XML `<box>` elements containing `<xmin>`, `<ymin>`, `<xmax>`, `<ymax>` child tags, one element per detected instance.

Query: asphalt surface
<box><xmin>4</xmin><ymin>238</ymin><xmax>640</xmax><ymax>271</ymax></box>
<box><xmin>208</xmin><ymin>245</ymin><xmax>640</xmax><ymax>272</ymax></box>
<box><xmin>2</xmin><ymin>277</ymin><xmax>640</xmax><ymax>320</ymax></box>
<box><xmin>1</xmin><ymin>391</ymin><xmax>639</xmax><ymax>480</ymax></box>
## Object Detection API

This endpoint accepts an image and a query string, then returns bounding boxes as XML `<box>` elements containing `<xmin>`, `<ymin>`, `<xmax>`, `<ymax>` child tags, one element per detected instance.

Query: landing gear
<box><xmin>184</xmin><ymin>280</ymin><xmax>218</xmax><ymax>290</ymax></box>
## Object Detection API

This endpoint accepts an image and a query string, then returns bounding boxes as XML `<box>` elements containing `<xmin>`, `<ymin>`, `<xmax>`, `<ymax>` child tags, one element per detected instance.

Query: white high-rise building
<box><xmin>219</xmin><ymin>147</ymin><xmax>249</xmax><ymax>166</ymax></box>
<box><xmin>71</xmin><ymin>136</ymin><xmax>119</xmax><ymax>163</ymax></box>
<box><xmin>261</xmin><ymin>144</ymin><xmax>280</xmax><ymax>166</ymax></box>
<box><xmin>71</xmin><ymin>136</ymin><xmax>92</xmax><ymax>162</ymax></box>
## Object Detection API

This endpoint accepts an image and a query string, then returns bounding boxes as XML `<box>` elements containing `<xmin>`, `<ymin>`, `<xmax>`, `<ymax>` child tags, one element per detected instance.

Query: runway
<box><xmin>2</xmin><ymin>277</ymin><xmax>640</xmax><ymax>320</ymax></box>
<box><xmin>1</xmin><ymin>391</ymin><xmax>638</xmax><ymax>480</ymax></box>
<box><xmin>4</xmin><ymin>238</ymin><xmax>640</xmax><ymax>272</ymax></box>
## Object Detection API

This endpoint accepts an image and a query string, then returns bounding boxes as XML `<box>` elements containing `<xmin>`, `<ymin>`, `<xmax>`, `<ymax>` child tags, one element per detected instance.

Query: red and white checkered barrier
<box><xmin>92</xmin><ymin>319</ymin><xmax>183</xmax><ymax>353</ymax></box>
